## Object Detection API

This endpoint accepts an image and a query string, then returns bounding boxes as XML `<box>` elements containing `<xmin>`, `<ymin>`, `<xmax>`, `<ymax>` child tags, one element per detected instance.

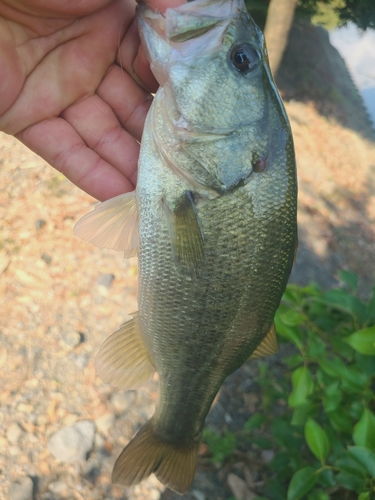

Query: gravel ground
<box><xmin>1</xmin><ymin>24</ymin><xmax>375</xmax><ymax>500</ymax></box>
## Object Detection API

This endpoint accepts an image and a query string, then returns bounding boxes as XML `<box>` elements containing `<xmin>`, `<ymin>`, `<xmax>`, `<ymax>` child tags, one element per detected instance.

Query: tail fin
<box><xmin>112</xmin><ymin>419</ymin><xmax>199</xmax><ymax>494</ymax></box>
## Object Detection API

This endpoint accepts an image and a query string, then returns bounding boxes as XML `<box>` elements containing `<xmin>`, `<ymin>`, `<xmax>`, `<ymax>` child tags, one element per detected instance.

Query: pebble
<box><xmin>6</xmin><ymin>422</ymin><xmax>23</xmax><ymax>444</ymax></box>
<box><xmin>48</xmin><ymin>480</ymin><xmax>68</xmax><ymax>494</ymax></box>
<box><xmin>9</xmin><ymin>446</ymin><xmax>22</xmax><ymax>456</ymax></box>
<box><xmin>96</xmin><ymin>273</ymin><xmax>115</xmax><ymax>288</ymax></box>
<box><xmin>111</xmin><ymin>391</ymin><xmax>136</xmax><ymax>414</ymax></box>
<box><xmin>261</xmin><ymin>449</ymin><xmax>275</xmax><ymax>464</ymax></box>
<box><xmin>75</xmin><ymin>354</ymin><xmax>89</xmax><ymax>369</ymax></box>
<box><xmin>47</xmin><ymin>420</ymin><xmax>95</xmax><ymax>463</ymax></box>
<box><xmin>95</xmin><ymin>413</ymin><xmax>115</xmax><ymax>435</ymax></box>
<box><xmin>192</xmin><ymin>490</ymin><xmax>206</xmax><ymax>500</ymax></box>
<box><xmin>34</xmin><ymin>219</ymin><xmax>46</xmax><ymax>230</ymax></box>
<box><xmin>9</xmin><ymin>476</ymin><xmax>34</xmax><ymax>500</ymax></box>
<box><xmin>61</xmin><ymin>330</ymin><xmax>81</xmax><ymax>350</ymax></box>
<box><xmin>40</xmin><ymin>253</ymin><xmax>52</xmax><ymax>265</ymax></box>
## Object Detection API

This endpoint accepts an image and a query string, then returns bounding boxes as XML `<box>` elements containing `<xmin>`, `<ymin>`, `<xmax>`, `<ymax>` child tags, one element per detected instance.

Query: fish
<box><xmin>74</xmin><ymin>0</ymin><xmax>297</xmax><ymax>494</ymax></box>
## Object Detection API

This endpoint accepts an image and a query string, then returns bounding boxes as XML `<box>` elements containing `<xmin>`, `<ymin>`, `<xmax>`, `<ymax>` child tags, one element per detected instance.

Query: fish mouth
<box><xmin>137</xmin><ymin>0</ymin><xmax>244</xmax><ymax>46</ymax></box>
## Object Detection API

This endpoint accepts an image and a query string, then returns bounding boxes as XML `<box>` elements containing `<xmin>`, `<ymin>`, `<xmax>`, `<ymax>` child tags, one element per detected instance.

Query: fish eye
<box><xmin>229</xmin><ymin>43</ymin><xmax>259</xmax><ymax>74</ymax></box>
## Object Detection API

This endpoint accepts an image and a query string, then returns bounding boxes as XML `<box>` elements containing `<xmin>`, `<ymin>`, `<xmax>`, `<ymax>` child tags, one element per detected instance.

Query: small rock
<box><xmin>227</xmin><ymin>473</ymin><xmax>257</xmax><ymax>500</ymax></box>
<box><xmin>75</xmin><ymin>354</ymin><xmax>89</xmax><ymax>369</ymax></box>
<box><xmin>9</xmin><ymin>476</ymin><xmax>34</xmax><ymax>500</ymax></box>
<box><xmin>96</xmin><ymin>273</ymin><xmax>115</xmax><ymax>288</ymax></box>
<box><xmin>61</xmin><ymin>330</ymin><xmax>81</xmax><ymax>350</ymax></box>
<box><xmin>34</xmin><ymin>219</ymin><xmax>46</xmax><ymax>230</ymax></box>
<box><xmin>94</xmin><ymin>433</ymin><xmax>105</xmax><ymax>449</ymax></box>
<box><xmin>192</xmin><ymin>489</ymin><xmax>206</xmax><ymax>500</ymax></box>
<box><xmin>148</xmin><ymin>489</ymin><xmax>161</xmax><ymax>500</ymax></box>
<box><xmin>261</xmin><ymin>449</ymin><xmax>275</xmax><ymax>464</ymax></box>
<box><xmin>36</xmin><ymin>415</ymin><xmax>48</xmax><ymax>426</ymax></box>
<box><xmin>41</xmin><ymin>253</ymin><xmax>52</xmax><ymax>265</ymax></box>
<box><xmin>6</xmin><ymin>422</ymin><xmax>23</xmax><ymax>444</ymax></box>
<box><xmin>111</xmin><ymin>391</ymin><xmax>136</xmax><ymax>414</ymax></box>
<box><xmin>48</xmin><ymin>480</ymin><xmax>68</xmax><ymax>494</ymax></box>
<box><xmin>48</xmin><ymin>420</ymin><xmax>95</xmax><ymax>463</ymax></box>
<box><xmin>95</xmin><ymin>413</ymin><xmax>115</xmax><ymax>435</ymax></box>
<box><xmin>17</xmin><ymin>404</ymin><xmax>33</xmax><ymax>413</ymax></box>
<box><xmin>9</xmin><ymin>445</ymin><xmax>22</xmax><ymax>456</ymax></box>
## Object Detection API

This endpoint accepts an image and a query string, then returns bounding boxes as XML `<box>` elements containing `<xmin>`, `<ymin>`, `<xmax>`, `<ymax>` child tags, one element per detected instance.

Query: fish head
<box><xmin>137</xmin><ymin>0</ymin><xmax>281</xmax><ymax>133</ymax></box>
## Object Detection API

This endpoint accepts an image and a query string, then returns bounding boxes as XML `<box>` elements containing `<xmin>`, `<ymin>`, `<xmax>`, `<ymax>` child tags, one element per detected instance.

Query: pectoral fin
<box><xmin>249</xmin><ymin>323</ymin><xmax>279</xmax><ymax>359</ymax></box>
<box><xmin>74</xmin><ymin>191</ymin><xmax>138</xmax><ymax>258</ymax></box>
<box><xmin>95</xmin><ymin>312</ymin><xmax>155</xmax><ymax>390</ymax></box>
<box><xmin>164</xmin><ymin>191</ymin><xmax>204</xmax><ymax>273</ymax></box>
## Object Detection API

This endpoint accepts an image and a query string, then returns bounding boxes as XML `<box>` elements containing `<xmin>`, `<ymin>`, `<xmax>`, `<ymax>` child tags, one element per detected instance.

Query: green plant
<box><xmin>203</xmin><ymin>271</ymin><xmax>375</xmax><ymax>499</ymax></box>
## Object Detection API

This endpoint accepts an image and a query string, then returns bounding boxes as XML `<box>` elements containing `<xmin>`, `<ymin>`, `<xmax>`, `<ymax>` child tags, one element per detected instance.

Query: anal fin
<box><xmin>164</xmin><ymin>191</ymin><xmax>204</xmax><ymax>274</ymax></box>
<box><xmin>74</xmin><ymin>191</ymin><xmax>138</xmax><ymax>258</ymax></box>
<box><xmin>249</xmin><ymin>323</ymin><xmax>279</xmax><ymax>360</ymax></box>
<box><xmin>95</xmin><ymin>312</ymin><xmax>155</xmax><ymax>390</ymax></box>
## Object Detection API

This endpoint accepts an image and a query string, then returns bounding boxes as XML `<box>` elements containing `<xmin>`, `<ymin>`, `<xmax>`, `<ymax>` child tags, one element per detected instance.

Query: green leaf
<box><xmin>279</xmin><ymin>309</ymin><xmax>306</xmax><ymax>326</ymax></box>
<box><xmin>353</xmin><ymin>409</ymin><xmax>375</xmax><ymax>449</ymax></box>
<box><xmin>307</xmin><ymin>490</ymin><xmax>330</xmax><ymax>500</ymax></box>
<box><xmin>358</xmin><ymin>493</ymin><xmax>371</xmax><ymax>500</ymax></box>
<box><xmin>322</xmin><ymin>381</ymin><xmax>342</xmax><ymax>412</ymax></box>
<box><xmin>336</xmin><ymin>454</ymin><xmax>368</xmax><ymax>477</ymax></box>
<box><xmin>322</xmin><ymin>289</ymin><xmax>366</xmax><ymax>321</ymax></box>
<box><xmin>288</xmin><ymin>366</ymin><xmax>314</xmax><ymax>408</ymax></box>
<box><xmin>344</xmin><ymin>326</ymin><xmax>375</xmax><ymax>355</ymax></box>
<box><xmin>291</xmin><ymin>401</ymin><xmax>315</xmax><ymax>427</ymax></box>
<box><xmin>253</xmin><ymin>435</ymin><xmax>273</xmax><ymax>450</ymax></box>
<box><xmin>287</xmin><ymin>467</ymin><xmax>318</xmax><ymax>500</ymax></box>
<box><xmin>271</xmin><ymin>419</ymin><xmax>303</xmax><ymax>450</ymax></box>
<box><xmin>275</xmin><ymin>312</ymin><xmax>304</xmax><ymax>349</ymax></box>
<box><xmin>305</xmin><ymin>419</ymin><xmax>329</xmax><ymax>461</ymax></box>
<box><xmin>327</xmin><ymin>409</ymin><xmax>353</xmax><ymax>434</ymax></box>
<box><xmin>244</xmin><ymin>414</ymin><xmax>265</xmax><ymax>432</ymax></box>
<box><xmin>341</xmin><ymin>366</ymin><xmax>368</xmax><ymax>392</ymax></box>
<box><xmin>336</xmin><ymin>470</ymin><xmax>366</xmax><ymax>490</ymax></box>
<box><xmin>283</xmin><ymin>285</ymin><xmax>305</xmax><ymax>305</ymax></box>
<box><xmin>285</xmin><ymin>353</ymin><xmax>305</xmax><ymax>369</ymax></box>
<box><xmin>266</xmin><ymin>477</ymin><xmax>287</xmax><ymax>500</ymax></box>
<box><xmin>306</xmin><ymin>332</ymin><xmax>326</xmax><ymax>357</ymax></box>
<box><xmin>349</xmin><ymin>446</ymin><xmax>375</xmax><ymax>477</ymax></box>
<box><xmin>349</xmin><ymin>400</ymin><xmax>364</xmax><ymax>420</ymax></box>
<box><xmin>356</xmin><ymin>353</ymin><xmax>375</xmax><ymax>378</ymax></box>
<box><xmin>366</xmin><ymin>286</ymin><xmax>375</xmax><ymax>322</ymax></box>
<box><xmin>202</xmin><ymin>429</ymin><xmax>236</xmax><ymax>464</ymax></box>
<box><xmin>318</xmin><ymin>356</ymin><xmax>348</xmax><ymax>379</ymax></box>
<box><xmin>325</xmin><ymin>426</ymin><xmax>346</xmax><ymax>456</ymax></box>
<box><xmin>338</xmin><ymin>270</ymin><xmax>358</xmax><ymax>291</ymax></box>
<box><xmin>318</xmin><ymin>467</ymin><xmax>335</xmax><ymax>487</ymax></box>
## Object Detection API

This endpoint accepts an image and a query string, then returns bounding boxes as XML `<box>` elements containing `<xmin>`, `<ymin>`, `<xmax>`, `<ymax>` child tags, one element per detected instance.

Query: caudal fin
<box><xmin>112</xmin><ymin>419</ymin><xmax>199</xmax><ymax>494</ymax></box>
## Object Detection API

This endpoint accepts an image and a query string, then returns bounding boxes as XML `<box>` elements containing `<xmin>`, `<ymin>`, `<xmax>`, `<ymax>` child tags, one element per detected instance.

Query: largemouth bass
<box><xmin>75</xmin><ymin>0</ymin><xmax>297</xmax><ymax>494</ymax></box>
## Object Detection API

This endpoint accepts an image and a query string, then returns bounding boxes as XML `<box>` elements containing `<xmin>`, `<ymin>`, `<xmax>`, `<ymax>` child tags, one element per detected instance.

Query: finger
<box><xmin>3</xmin><ymin>0</ymin><xmax>119</xmax><ymax>19</ymax></box>
<box><xmin>16</xmin><ymin>117</ymin><xmax>134</xmax><ymax>201</ymax></box>
<box><xmin>60</xmin><ymin>94</ymin><xmax>140</xmax><ymax>184</ymax></box>
<box><xmin>116</xmin><ymin>17</ymin><xmax>158</xmax><ymax>93</ymax></box>
<box><xmin>145</xmin><ymin>0</ymin><xmax>186</xmax><ymax>12</ymax></box>
<box><xmin>1</xmin><ymin>0</ymin><xmax>130</xmax><ymax>135</ymax></box>
<box><xmin>96</xmin><ymin>64</ymin><xmax>152</xmax><ymax>142</ymax></box>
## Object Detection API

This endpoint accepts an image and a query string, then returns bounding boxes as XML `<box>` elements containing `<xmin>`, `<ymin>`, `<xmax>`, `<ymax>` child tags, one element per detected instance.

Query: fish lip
<box><xmin>137</xmin><ymin>0</ymin><xmax>245</xmax><ymax>43</ymax></box>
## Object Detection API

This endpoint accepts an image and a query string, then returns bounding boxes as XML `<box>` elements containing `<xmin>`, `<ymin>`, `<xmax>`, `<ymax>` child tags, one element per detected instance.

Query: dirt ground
<box><xmin>1</xmin><ymin>19</ymin><xmax>375</xmax><ymax>500</ymax></box>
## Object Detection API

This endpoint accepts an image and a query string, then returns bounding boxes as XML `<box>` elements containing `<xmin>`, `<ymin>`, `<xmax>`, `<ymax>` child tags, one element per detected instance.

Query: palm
<box><xmin>0</xmin><ymin>0</ymin><xmax>180</xmax><ymax>200</ymax></box>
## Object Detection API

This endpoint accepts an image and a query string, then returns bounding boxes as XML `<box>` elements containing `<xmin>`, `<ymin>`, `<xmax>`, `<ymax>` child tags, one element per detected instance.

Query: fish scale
<box><xmin>75</xmin><ymin>0</ymin><xmax>297</xmax><ymax>494</ymax></box>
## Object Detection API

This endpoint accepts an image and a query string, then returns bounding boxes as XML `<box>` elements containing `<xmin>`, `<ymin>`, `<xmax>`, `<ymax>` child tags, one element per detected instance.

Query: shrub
<box><xmin>203</xmin><ymin>271</ymin><xmax>375</xmax><ymax>500</ymax></box>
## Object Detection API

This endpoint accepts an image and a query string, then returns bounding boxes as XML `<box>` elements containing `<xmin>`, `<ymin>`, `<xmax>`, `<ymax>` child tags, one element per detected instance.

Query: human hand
<box><xmin>0</xmin><ymin>0</ymin><xmax>183</xmax><ymax>201</ymax></box>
